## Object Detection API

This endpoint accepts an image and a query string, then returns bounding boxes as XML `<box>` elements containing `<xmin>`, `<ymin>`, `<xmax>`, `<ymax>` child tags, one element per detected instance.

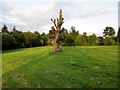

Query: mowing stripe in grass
<box><xmin>2</xmin><ymin>46</ymin><xmax>118</xmax><ymax>88</ymax></box>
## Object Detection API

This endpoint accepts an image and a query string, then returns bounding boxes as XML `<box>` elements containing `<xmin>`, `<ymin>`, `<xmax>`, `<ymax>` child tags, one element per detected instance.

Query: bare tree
<box><xmin>49</xmin><ymin>9</ymin><xmax>64</xmax><ymax>52</ymax></box>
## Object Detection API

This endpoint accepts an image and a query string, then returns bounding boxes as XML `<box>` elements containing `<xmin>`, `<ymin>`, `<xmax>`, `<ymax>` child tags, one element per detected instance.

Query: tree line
<box><xmin>0</xmin><ymin>25</ymin><xmax>119</xmax><ymax>50</ymax></box>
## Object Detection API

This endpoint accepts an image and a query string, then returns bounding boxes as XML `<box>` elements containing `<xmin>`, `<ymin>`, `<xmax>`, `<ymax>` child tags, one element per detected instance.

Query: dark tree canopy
<box><xmin>1</xmin><ymin>25</ymin><xmax>9</xmax><ymax>33</ymax></box>
<box><xmin>103</xmin><ymin>26</ymin><xmax>115</xmax><ymax>37</ymax></box>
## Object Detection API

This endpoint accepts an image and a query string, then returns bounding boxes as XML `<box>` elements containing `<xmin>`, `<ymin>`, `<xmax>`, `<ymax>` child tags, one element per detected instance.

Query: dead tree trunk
<box><xmin>49</xmin><ymin>9</ymin><xmax>64</xmax><ymax>52</ymax></box>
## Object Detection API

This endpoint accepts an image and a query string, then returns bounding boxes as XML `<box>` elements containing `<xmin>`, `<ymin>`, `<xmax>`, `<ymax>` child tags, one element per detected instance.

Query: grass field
<box><xmin>2</xmin><ymin>46</ymin><xmax>118</xmax><ymax>88</ymax></box>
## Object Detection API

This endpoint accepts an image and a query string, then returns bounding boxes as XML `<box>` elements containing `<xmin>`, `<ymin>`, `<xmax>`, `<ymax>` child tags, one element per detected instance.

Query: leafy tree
<box><xmin>60</xmin><ymin>28</ymin><xmax>68</xmax><ymax>46</ymax></box>
<box><xmin>34</xmin><ymin>31</ymin><xmax>41</xmax><ymax>38</ymax></box>
<box><xmin>75</xmin><ymin>32</ymin><xmax>90</xmax><ymax>46</ymax></box>
<box><xmin>82</xmin><ymin>32</ymin><xmax>88</xmax><ymax>46</ymax></box>
<box><xmin>10</xmin><ymin>26</ymin><xmax>25</xmax><ymax>48</ymax></box>
<box><xmin>1</xmin><ymin>24</ymin><xmax>118</xmax><ymax>50</ymax></box>
<box><xmin>103</xmin><ymin>26</ymin><xmax>115</xmax><ymax>37</ymax></box>
<box><xmin>104</xmin><ymin>37</ymin><xmax>112</xmax><ymax>46</ymax></box>
<box><xmin>34</xmin><ymin>31</ymin><xmax>43</xmax><ymax>46</ymax></box>
<box><xmin>23</xmin><ymin>32</ymin><xmax>41</xmax><ymax>47</ymax></box>
<box><xmin>103</xmin><ymin>27</ymin><xmax>116</xmax><ymax>45</ymax></box>
<box><xmin>41</xmin><ymin>32</ymin><xmax>49</xmax><ymax>46</ymax></box>
<box><xmin>75</xmin><ymin>35</ymin><xmax>83</xmax><ymax>46</ymax></box>
<box><xmin>1</xmin><ymin>25</ymin><xmax>9</xmax><ymax>33</ymax></box>
<box><xmin>88</xmin><ymin>34</ymin><xmax>98</xmax><ymax>46</ymax></box>
<box><xmin>32</xmin><ymin>33</ymin><xmax>41</xmax><ymax>47</ymax></box>
<box><xmin>104</xmin><ymin>37</ymin><xmax>116</xmax><ymax>46</ymax></box>
<box><xmin>112</xmin><ymin>36</ymin><xmax>118</xmax><ymax>45</ymax></box>
<box><xmin>98</xmin><ymin>36</ymin><xmax>105</xmax><ymax>45</ymax></box>
<box><xmin>65</xmin><ymin>34</ymin><xmax>74</xmax><ymax>46</ymax></box>
<box><xmin>109</xmin><ymin>27</ymin><xmax>115</xmax><ymax>37</ymax></box>
<box><xmin>70</xmin><ymin>26</ymin><xmax>79</xmax><ymax>40</ymax></box>
<box><xmin>2</xmin><ymin>33</ymin><xmax>16</xmax><ymax>50</ymax></box>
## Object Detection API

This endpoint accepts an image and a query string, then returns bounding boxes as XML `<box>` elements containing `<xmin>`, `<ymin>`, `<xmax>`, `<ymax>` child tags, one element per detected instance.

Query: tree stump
<box><xmin>49</xmin><ymin>9</ymin><xmax>64</xmax><ymax>52</ymax></box>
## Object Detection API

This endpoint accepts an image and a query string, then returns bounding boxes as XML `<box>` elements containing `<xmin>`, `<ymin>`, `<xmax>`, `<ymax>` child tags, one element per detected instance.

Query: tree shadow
<box><xmin>2</xmin><ymin>48</ymin><xmax>26</xmax><ymax>54</ymax></box>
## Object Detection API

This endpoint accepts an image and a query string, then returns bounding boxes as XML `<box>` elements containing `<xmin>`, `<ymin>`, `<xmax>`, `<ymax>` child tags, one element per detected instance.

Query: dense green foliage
<box><xmin>2</xmin><ymin>46</ymin><xmax>118</xmax><ymax>88</ymax></box>
<box><xmin>1</xmin><ymin>25</ymin><xmax>118</xmax><ymax>50</ymax></box>
<box><xmin>2</xmin><ymin>33</ymin><xmax>16</xmax><ymax>49</ymax></box>
<box><xmin>1</xmin><ymin>25</ymin><xmax>47</xmax><ymax>50</ymax></box>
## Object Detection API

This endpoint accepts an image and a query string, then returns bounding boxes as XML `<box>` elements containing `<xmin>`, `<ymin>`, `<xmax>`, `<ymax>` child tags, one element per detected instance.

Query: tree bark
<box><xmin>49</xmin><ymin>9</ymin><xmax>64</xmax><ymax>52</ymax></box>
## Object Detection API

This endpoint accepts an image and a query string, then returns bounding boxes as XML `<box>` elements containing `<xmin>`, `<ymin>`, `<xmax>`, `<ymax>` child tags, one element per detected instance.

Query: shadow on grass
<box><xmin>2</xmin><ymin>46</ymin><xmax>52</xmax><ymax>54</ymax></box>
<box><xmin>2</xmin><ymin>48</ymin><xmax>27</xmax><ymax>54</ymax></box>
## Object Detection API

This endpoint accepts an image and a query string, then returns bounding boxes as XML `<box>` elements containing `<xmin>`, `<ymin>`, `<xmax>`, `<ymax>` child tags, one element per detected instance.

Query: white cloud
<box><xmin>0</xmin><ymin>0</ymin><xmax>118</xmax><ymax>36</ymax></box>
<box><xmin>9</xmin><ymin>2</ymin><xmax>55</xmax><ymax>25</ymax></box>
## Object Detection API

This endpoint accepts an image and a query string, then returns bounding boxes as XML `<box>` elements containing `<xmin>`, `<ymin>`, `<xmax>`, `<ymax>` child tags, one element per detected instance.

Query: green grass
<box><xmin>2</xmin><ymin>46</ymin><xmax>118</xmax><ymax>88</ymax></box>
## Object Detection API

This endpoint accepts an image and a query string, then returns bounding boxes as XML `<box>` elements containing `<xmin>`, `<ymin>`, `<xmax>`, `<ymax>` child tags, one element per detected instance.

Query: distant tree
<box><xmin>112</xmin><ymin>36</ymin><xmax>118</xmax><ymax>45</ymax></box>
<box><xmin>32</xmin><ymin>33</ymin><xmax>42</xmax><ymax>47</ymax></box>
<box><xmin>1</xmin><ymin>24</ymin><xmax>118</xmax><ymax>50</ymax></box>
<box><xmin>104</xmin><ymin>37</ymin><xmax>111</xmax><ymax>45</ymax></box>
<box><xmin>1</xmin><ymin>25</ymin><xmax>9</xmax><ymax>33</ymax></box>
<box><xmin>34</xmin><ymin>31</ymin><xmax>41</xmax><ymax>38</ymax></box>
<box><xmin>75</xmin><ymin>35</ymin><xmax>83</xmax><ymax>46</ymax></box>
<box><xmin>88</xmin><ymin>34</ymin><xmax>98</xmax><ymax>46</ymax></box>
<box><xmin>103</xmin><ymin>27</ymin><xmax>116</xmax><ymax>45</ymax></box>
<box><xmin>34</xmin><ymin>31</ymin><xmax>43</xmax><ymax>46</ymax></box>
<box><xmin>98</xmin><ymin>36</ymin><xmax>105</xmax><ymax>45</ymax></box>
<box><xmin>41</xmin><ymin>32</ymin><xmax>49</xmax><ymax>46</ymax></box>
<box><xmin>109</xmin><ymin>27</ymin><xmax>115</xmax><ymax>37</ymax></box>
<box><xmin>10</xmin><ymin>26</ymin><xmax>25</xmax><ymax>48</ymax></box>
<box><xmin>75</xmin><ymin>32</ymin><xmax>89</xmax><ymax>46</ymax></box>
<box><xmin>23</xmin><ymin>32</ymin><xmax>41</xmax><ymax>47</ymax></box>
<box><xmin>103</xmin><ymin>26</ymin><xmax>115</xmax><ymax>37</ymax></box>
<box><xmin>70</xmin><ymin>26</ymin><xmax>79</xmax><ymax>40</ymax></box>
<box><xmin>104</xmin><ymin>37</ymin><xmax>116</xmax><ymax>45</ymax></box>
<box><xmin>2</xmin><ymin>33</ymin><xmax>16</xmax><ymax>50</ymax></box>
<box><xmin>82</xmin><ymin>32</ymin><xmax>88</xmax><ymax>46</ymax></box>
<box><xmin>65</xmin><ymin>34</ymin><xmax>74</xmax><ymax>46</ymax></box>
<box><xmin>60</xmin><ymin>28</ymin><xmax>68</xmax><ymax>46</ymax></box>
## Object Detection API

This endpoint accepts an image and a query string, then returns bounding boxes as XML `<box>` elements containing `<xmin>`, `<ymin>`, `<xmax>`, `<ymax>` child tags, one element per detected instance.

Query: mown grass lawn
<box><xmin>2</xmin><ymin>46</ymin><xmax>118</xmax><ymax>88</ymax></box>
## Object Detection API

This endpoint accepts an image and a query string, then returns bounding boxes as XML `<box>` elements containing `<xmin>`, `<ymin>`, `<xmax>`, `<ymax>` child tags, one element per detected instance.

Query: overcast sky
<box><xmin>0</xmin><ymin>0</ymin><xmax>119</xmax><ymax>36</ymax></box>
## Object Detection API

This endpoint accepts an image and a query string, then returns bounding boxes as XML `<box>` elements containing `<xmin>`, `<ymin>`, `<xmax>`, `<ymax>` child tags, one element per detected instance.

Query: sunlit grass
<box><xmin>2</xmin><ymin>46</ymin><xmax>118</xmax><ymax>88</ymax></box>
